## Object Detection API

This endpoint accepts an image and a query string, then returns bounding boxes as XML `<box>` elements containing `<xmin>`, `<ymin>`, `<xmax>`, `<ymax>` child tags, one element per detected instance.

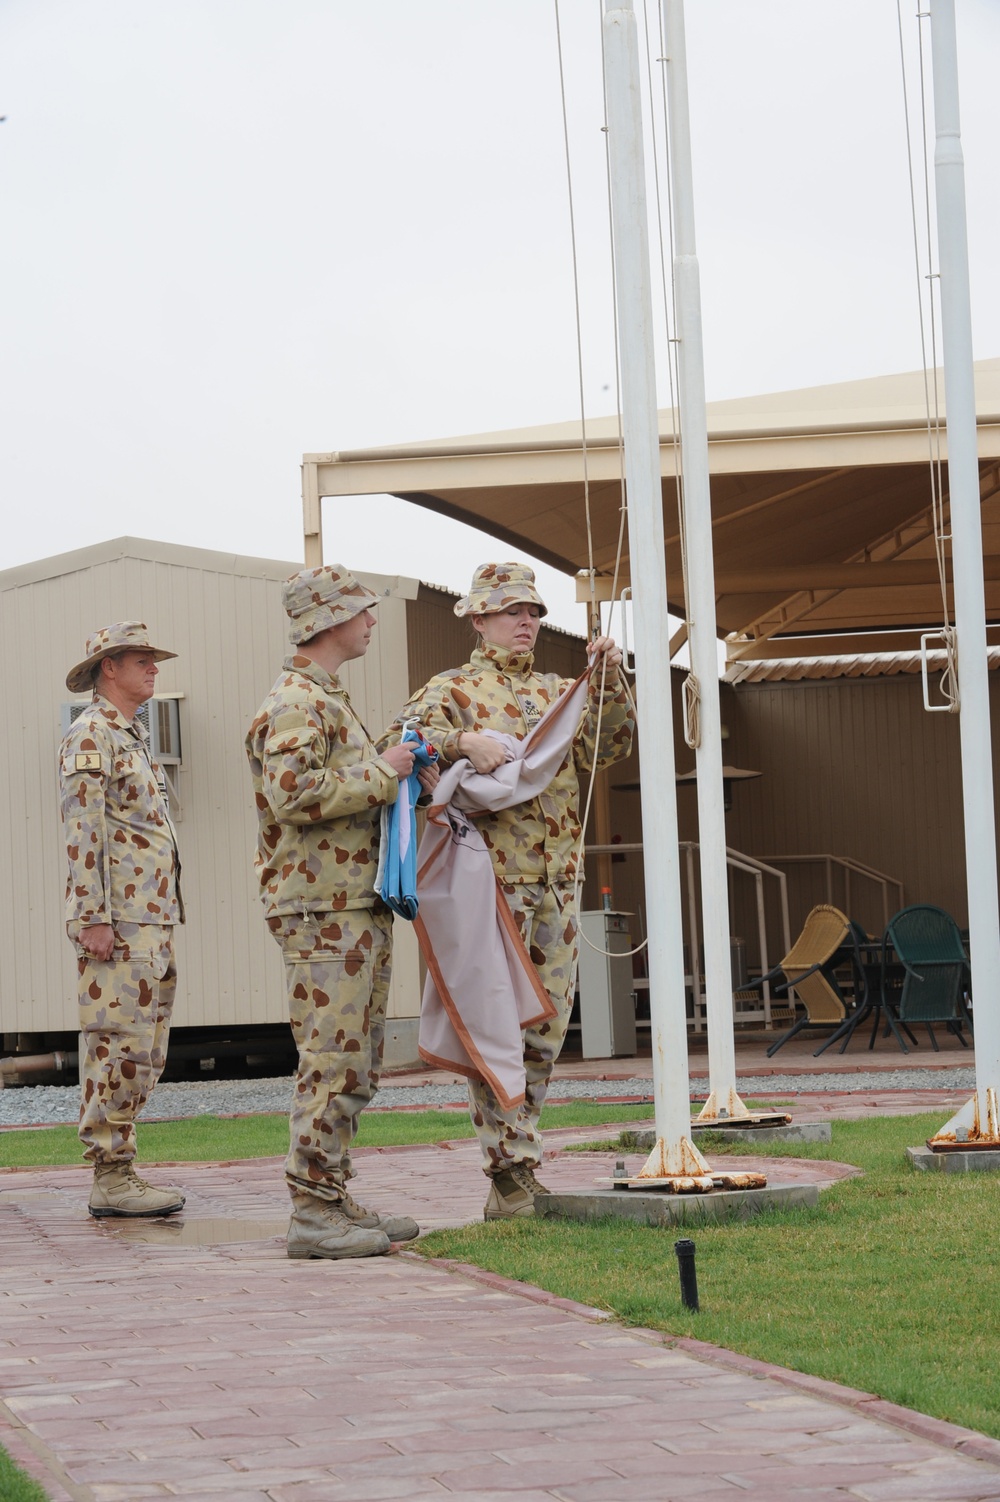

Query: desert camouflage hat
<box><xmin>282</xmin><ymin>564</ymin><xmax>381</xmax><ymax>645</ymax></box>
<box><xmin>453</xmin><ymin>562</ymin><xmax>548</xmax><ymax>620</ymax></box>
<box><xmin>66</xmin><ymin>622</ymin><xmax>177</xmax><ymax>694</ymax></box>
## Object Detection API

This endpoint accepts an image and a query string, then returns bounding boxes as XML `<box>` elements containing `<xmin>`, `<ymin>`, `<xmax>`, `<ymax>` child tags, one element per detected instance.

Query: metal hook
<box><xmin>619</xmin><ymin>586</ymin><xmax>636</xmax><ymax>677</ymax></box>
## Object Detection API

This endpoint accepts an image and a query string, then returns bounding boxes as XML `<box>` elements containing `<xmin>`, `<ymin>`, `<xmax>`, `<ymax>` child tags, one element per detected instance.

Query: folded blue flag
<box><xmin>377</xmin><ymin>726</ymin><xmax>439</xmax><ymax>920</ymax></box>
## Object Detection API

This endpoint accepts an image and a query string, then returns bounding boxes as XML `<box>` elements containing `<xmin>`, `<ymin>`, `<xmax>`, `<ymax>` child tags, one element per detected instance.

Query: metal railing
<box><xmin>584</xmin><ymin>842</ymin><xmax>790</xmax><ymax>1030</ymax></box>
<box><xmin>759</xmin><ymin>854</ymin><xmax>903</xmax><ymax>930</ymax></box>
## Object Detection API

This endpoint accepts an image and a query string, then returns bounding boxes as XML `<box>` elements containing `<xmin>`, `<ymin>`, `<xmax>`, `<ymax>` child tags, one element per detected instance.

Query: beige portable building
<box><xmin>0</xmin><ymin>537</ymin><xmax>592</xmax><ymax>1075</ymax></box>
<box><xmin>0</xmin><ymin>538</ymin><xmax>424</xmax><ymax>1068</ymax></box>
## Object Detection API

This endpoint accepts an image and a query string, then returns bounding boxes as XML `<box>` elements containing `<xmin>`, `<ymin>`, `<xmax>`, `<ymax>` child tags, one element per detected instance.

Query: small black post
<box><xmin>674</xmin><ymin>1237</ymin><xmax>699</xmax><ymax>1311</ymax></box>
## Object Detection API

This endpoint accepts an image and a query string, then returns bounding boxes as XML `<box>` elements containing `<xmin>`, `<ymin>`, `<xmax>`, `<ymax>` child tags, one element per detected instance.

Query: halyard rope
<box><xmin>555</xmin><ymin>0</ymin><xmax>647</xmax><ymax>961</ymax></box>
<box><xmin>649</xmin><ymin>0</ymin><xmax>700</xmax><ymax>749</ymax></box>
<box><xmin>897</xmin><ymin>0</ymin><xmax>959</xmax><ymax>710</ymax></box>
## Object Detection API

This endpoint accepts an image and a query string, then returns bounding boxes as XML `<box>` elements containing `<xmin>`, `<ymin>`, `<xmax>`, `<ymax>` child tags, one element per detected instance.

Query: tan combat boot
<box><xmin>483</xmin><ymin>1163</ymin><xmax>551</xmax><ymax>1221</ymax></box>
<box><xmin>340</xmin><ymin>1189</ymin><xmax>419</xmax><ymax>1242</ymax></box>
<box><xmin>88</xmin><ymin>1162</ymin><xmax>185</xmax><ymax>1218</ymax></box>
<box><xmin>286</xmin><ymin>1192</ymin><xmax>391</xmax><ymax>1260</ymax></box>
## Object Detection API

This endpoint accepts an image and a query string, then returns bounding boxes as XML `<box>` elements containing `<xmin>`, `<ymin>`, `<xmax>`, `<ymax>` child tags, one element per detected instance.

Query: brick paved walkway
<box><xmin>3</xmin><ymin>1102</ymin><xmax>1000</xmax><ymax>1501</ymax></box>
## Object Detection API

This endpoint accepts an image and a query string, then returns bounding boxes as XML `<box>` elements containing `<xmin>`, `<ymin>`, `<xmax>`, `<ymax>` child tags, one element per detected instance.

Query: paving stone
<box><xmin>3</xmin><ymin>1079</ymin><xmax>1000</xmax><ymax>1501</ymax></box>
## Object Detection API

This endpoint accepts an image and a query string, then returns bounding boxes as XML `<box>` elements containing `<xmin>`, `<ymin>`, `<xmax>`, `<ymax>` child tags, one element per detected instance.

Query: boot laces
<box><xmin>314</xmin><ymin>1198</ymin><xmax>355</xmax><ymax>1228</ymax></box>
<box><xmin>510</xmin><ymin>1164</ymin><xmax>549</xmax><ymax>1195</ymax></box>
<box><xmin>122</xmin><ymin>1163</ymin><xmax>154</xmax><ymax>1189</ymax></box>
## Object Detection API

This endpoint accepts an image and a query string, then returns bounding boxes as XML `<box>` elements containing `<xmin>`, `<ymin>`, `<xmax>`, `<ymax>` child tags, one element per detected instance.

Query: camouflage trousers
<box><xmin>470</xmin><ymin>881</ymin><xmax>578</xmax><ymax>1176</ymax></box>
<box><xmin>268</xmin><ymin>908</ymin><xmax>392</xmax><ymax>1205</ymax></box>
<box><xmin>72</xmin><ymin>922</ymin><xmax>176</xmax><ymax>1165</ymax></box>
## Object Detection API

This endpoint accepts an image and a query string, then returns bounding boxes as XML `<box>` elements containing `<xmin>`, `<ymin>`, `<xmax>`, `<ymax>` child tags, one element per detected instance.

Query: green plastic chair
<box><xmin>881</xmin><ymin>905</ymin><xmax>973</xmax><ymax>1053</ymax></box>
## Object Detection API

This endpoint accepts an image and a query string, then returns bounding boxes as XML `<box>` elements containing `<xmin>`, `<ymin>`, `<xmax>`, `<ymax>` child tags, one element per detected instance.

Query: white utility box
<box><xmin>578</xmin><ymin>910</ymin><xmax>637</xmax><ymax>1059</ymax></box>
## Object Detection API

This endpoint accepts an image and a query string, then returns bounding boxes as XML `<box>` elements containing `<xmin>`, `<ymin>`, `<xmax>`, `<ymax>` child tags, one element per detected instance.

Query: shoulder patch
<box><xmin>267</xmin><ymin>707</ymin><xmax>319</xmax><ymax>753</ymax></box>
<box><xmin>272</xmin><ymin>709</ymin><xmax>312</xmax><ymax>734</ymax></box>
<box><xmin>75</xmin><ymin>752</ymin><xmax>103</xmax><ymax>772</ymax></box>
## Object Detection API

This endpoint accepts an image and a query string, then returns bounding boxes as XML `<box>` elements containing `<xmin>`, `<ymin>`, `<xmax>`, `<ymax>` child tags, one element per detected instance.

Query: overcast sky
<box><xmin>2</xmin><ymin>1</ymin><xmax>998</xmax><ymax>633</ymax></box>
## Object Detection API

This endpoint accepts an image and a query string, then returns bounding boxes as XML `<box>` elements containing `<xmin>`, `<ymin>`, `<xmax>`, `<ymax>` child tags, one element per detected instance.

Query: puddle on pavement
<box><xmin>101</xmin><ymin>1216</ymin><xmax>287</xmax><ymax>1246</ymax></box>
<box><xmin>3</xmin><ymin>1192</ymin><xmax>286</xmax><ymax>1247</ymax></box>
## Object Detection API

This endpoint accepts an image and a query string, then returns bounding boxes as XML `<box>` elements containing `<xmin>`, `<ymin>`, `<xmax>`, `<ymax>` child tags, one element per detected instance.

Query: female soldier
<box><xmin>384</xmin><ymin>562</ymin><xmax>634</xmax><ymax>1219</ymax></box>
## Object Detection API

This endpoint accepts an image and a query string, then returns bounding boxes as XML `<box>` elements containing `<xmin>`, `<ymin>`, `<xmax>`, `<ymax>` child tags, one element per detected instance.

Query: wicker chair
<box><xmin>758</xmin><ymin>904</ymin><xmax>867</xmax><ymax>1058</ymax></box>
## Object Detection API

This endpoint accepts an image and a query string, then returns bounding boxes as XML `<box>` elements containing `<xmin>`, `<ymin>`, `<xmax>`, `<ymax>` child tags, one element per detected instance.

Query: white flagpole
<box><xmin>661</xmin><ymin>0</ymin><xmax>748</xmax><ymax>1123</ymax></box>
<box><xmin>602</xmin><ymin>0</ymin><xmax>711</xmax><ymax>1182</ymax></box>
<box><xmin>928</xmin><ymin>0</ymin><xmax>1000</xmax><ymax>1146</ymax></box>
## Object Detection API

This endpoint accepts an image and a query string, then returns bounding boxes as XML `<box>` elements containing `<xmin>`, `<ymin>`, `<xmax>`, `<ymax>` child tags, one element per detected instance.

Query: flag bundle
<box><xmin>376</xmin><ymin>726</ymin><xmax>438</xmax><ymax>919</ymax></box>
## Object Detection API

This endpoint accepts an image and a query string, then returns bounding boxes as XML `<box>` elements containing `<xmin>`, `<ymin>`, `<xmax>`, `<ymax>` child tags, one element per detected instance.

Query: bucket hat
<box><xmin>66</xmin><ymin>623</ymin><xmax>177</xmax><ymax>694</ymax></box>
<box><xmin>283</xmin><ymin>564</ymin><xmax>381</xmax><ymax>645</ymax></box>
<box><xmin>453</xmin><ymin>562</ymin><xmax>548</xmax><ymax>619</ymax></box>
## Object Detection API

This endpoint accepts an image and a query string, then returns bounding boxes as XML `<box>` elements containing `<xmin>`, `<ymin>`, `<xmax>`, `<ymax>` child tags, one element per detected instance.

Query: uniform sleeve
<box><xmin>59</xmin><ymin>728</ymin><xmax>110</xmax><ymax>926</ymax></box>
<box><xmin>378</xmin><ymin>678</ymin><xmax>468</xmax><ymax>765</ymax></box>
<box><xmin>254</xmin><ymin>701</ymin><xmax>400</xmax><ymax>825</ymax></box>
<box><xmin>573</xmin><ymin>667</ymin><xmax>636</xmax><ymax>775</ymax></box>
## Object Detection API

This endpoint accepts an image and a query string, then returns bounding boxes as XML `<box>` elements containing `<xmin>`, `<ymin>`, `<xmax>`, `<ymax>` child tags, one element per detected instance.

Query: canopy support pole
<box><xmin>602</xmin><ymin>0</ymin><xmax>711</xmax><ymax>1186</ymax></box>
<box><xmin>928</xmin><ymin>0</ymin><xmax>1000</xmax><ymax>1148</ymax></box>
<box><xmin>661</xmin><ymin>0</ymin><xmax>750</xmax><ymax>1126</ymax></box>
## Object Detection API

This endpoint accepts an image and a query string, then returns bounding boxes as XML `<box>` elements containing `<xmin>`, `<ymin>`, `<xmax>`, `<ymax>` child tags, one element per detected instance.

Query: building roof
<box><xmin>307</xmin><ymin>360</ymin><xmax>1000</xmax><ymax>657</ymax></box>
<box><xmin>0</xmin><ymin>536</ymin><xmax>420</xmax><ymax>602</ymax></box>
<box><xmin>725</xmin><ymin>646</ymin><xmax>1000</xmax><ymax>683</ymax></box>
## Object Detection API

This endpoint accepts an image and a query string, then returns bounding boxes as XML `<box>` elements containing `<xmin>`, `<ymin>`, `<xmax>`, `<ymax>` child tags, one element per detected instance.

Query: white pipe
<box><xmin>662</xmin><ymin>0</ymin><xmax>741</xmax><ymax>1100</ymax></box>
<box><xmin>685</xmin><ymin>842</ymin><xmax>703</xmax><ymax>1032</ymax></box>
<box><xmin>602</xmin><ymin>1</ymin><xmax>692</xmax><ymax>1154</ymax></box>
<box><xmin>930</xmin><ymin>0</ymin><xmax>1000</xmax><ymax>1125</ymax></box>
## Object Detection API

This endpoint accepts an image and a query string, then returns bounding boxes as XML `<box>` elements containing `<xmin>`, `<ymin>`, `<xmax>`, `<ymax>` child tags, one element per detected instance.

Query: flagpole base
<box><xmin>928</xmin><ymin>1089</ymin><xmax>1000</xmax><ymax>1150</ymax></box>
<box><xmin>628</xmin><ymin>1133</ymin><xmax>721</xmax><ymax>1190</ymax></box>
<box><xmin>695</xmin><ymin>1086</ymin><xmax>791</xmax><ymax>1129</ymax></box>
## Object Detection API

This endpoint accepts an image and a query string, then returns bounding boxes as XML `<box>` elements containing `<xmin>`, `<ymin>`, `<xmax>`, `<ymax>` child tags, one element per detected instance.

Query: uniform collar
<box><xmin>473</xmin><ymin>643</ymin><xmax>535</xmax><ymax>678</ymax></box>
<box><xmin>91</xmin><ymin>693</ymin><xmax>148</xmax><ymax>741</ymax></box>
<box><xmin>284</xmin><ymin>653</ymin><xmax>343</xmax><ymax>693</ymax></box>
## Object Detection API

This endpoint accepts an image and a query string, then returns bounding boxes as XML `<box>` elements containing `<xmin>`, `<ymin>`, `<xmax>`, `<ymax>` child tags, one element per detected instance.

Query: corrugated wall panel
<box><xmin>724</xmin><ymin>672</ymin><xmax>975</xmax><ymax>957</ymax></box>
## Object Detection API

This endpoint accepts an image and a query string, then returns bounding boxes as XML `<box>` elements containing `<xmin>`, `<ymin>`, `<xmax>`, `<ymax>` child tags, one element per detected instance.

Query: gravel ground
<box><xmin>0</xmin><ymin>1066</ymin><xmax>977</xmax><ymax>1129</ymax></box>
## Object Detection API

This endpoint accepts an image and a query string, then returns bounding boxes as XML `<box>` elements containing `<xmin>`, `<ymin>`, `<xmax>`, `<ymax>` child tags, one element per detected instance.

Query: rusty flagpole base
<box><xmin>618</xmin><ymin>1134</ymin><xmax>768</xmax><ymax>1193</ymax></box>
<box><xmin>695</xmin><ymin>1085</ymin><xmax>791</xmax><ymax>1129</ymax></box>
<box><xmin>928</xmin><ymin>1088</ymin><xmax>1000</xmax><ymax>1151</ymax></box>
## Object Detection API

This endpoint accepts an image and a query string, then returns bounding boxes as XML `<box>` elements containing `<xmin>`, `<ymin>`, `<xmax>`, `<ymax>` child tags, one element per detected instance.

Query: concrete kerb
<box><xmin>535</xmin><ymin>1181</ymin><xmax>819</xmax><ymax>1226</ymax></box>
<box><xmin>407</xmin><ymin>1251</ymin><xmax>1000</xmax><ymax>1470</ymax></box>
<box><xmin>684</xmin><ymin>1122</ymin><xmax>831</xmax><ymax>1145</ymax></box>
<box><xmin>0</xmin><ymin>1403</ymin><xmax>81</xmax><ymax>1502</ymax></box>
<box><xmin>908</xmin><ymin>1143</ymin><xmax>1000</xmax><ymax>1172</ymax></box>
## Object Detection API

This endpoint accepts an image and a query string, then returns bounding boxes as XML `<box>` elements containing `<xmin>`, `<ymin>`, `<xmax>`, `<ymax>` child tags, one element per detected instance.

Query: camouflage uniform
<box><xmin>246</xmin><ymin>645</ymin><xmax>401</xmax><ymax>1205</ymax></box>
<box><xmin>384</xmin><ymin>630</ymin><xmax>635</xmax><ymax>1174</ymax></box>
<box><xmin>59</xmin><ymin>627</ymin><xmax>182</xmax><ymax>1168</ymax></box>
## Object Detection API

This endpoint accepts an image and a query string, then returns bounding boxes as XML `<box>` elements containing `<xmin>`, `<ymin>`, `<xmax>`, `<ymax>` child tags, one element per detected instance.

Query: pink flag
<box><xmin>413</xmin><ymin>672</ymin><xmax>590</xmax><ymax>1108</ymax></box>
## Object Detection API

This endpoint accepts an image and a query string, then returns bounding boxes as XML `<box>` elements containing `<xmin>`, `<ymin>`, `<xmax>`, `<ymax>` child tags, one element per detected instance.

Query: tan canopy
<box><xmin>304</xmin><ymin>359</ymin><xmax>1000</xmax><ymax>658</ymax></box>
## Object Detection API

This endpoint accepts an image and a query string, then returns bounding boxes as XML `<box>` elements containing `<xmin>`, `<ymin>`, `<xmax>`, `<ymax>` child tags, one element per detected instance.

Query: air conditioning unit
<box><xmin>60</xmin><ymin>696</ymin><xmax>182</xmax><ymax>765</ymax></box>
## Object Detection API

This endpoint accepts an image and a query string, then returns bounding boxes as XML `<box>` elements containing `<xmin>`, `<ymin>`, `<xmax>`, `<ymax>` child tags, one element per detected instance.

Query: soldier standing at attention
<box><xmin>383</xmin><ymin>562</ymin><xmax>635</xmax><ymax>1221</ymax></box>
<box><xmin>247</xmin><ymin>565</ymin><xmax>434</xmax><ymax>1260</ymax></box>
<box><xmin>59</xmin><ymin>623</ymin><xmax>185</xmax><ymax>1218</ymax></box>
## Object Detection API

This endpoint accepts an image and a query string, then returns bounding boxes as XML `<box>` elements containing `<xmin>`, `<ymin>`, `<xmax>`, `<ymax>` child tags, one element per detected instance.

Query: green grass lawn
<box><xmin>0</xmin><ymin>1445</ymin><xmax>48</xmax><ymax>1502</ymax></box>
<box><xmin>420</xmin><ymin>1113</ymin><xmax>1000</xmax><ymax>1440</ymax></box>
<box><xmin>0</xmin><ymin>1099</ymin><xmax>659</xmax><ymax>1168</ymax></box>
